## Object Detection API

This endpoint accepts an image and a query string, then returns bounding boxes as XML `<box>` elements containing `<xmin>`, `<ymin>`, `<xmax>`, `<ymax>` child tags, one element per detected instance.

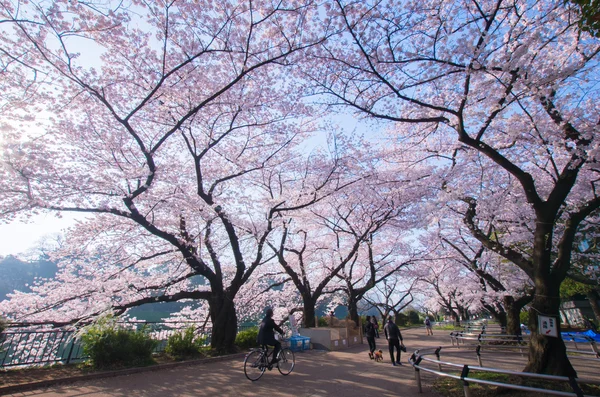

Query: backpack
<box><xmin>425</xmin><ymin>318</ymin><xmax>431</xmax><ymax>326</ymax></box>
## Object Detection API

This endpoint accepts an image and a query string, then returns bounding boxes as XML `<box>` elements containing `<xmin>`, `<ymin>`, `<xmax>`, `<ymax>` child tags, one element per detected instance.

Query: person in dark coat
<box><xmin>384</xmin><ymin>316</ymin><xmax>404</xmax><ymax>366</ymax></box>
<box><xmin>371</xmin><ymin>315</ymin><xmax>380</xmax><ymax>338</ymax></box>
<box><xmin>364</xmin><ymin>315</ymin><xmax>377</xmax><ymax>359</ymax></box>
<box><xmin>257</xmin><ymin>307</ymin><xmax>284</xmax><ymax>365</ymax></box>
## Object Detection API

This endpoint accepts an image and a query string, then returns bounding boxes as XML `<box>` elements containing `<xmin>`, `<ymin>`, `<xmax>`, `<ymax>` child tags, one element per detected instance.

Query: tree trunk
<box><xmin>524</xmin><ymin>281</ymin><xmax>576</xmax><ymax>376</ymax></box>
<box><xmin>451</xmin><ymin>311</ymin><xmax>460</xmax><ymax>326</ymax></box>
<box><xmin>303</xmin><ymin>296</ymin><xmax>316</xmax><ymax>328</ymax></box>
<box><xmin>504</xmin><ymin>296</ymin><xmax>521</xmax><ymax>336</ymax></box>
<box><xmin>482</xmin><ymin>300</ymin><xmax>507</xmax><ymax>329</ymax></box>
<box><xmin>347</xmin><ymin>294</ymin><xmax>360</xmax><ymax>326</ymax></box>
<box><xmin>209</xmin><ymin>293</ymin><xmax>238</xmax><ymax>353</ymax></box>
<box><xmin>587</xmin><ymin>289</ymin><xmax>600</xmax><ymax>326</ymax></box>
<box><xmin>460</xmin><ymin>307</ymin><xmax>469</xmax><ymax>321</ymax></box>
<box><xmin>496</xmin><ymin>310</ymin><xmax>508</xmax><ymax>331</ymax></box>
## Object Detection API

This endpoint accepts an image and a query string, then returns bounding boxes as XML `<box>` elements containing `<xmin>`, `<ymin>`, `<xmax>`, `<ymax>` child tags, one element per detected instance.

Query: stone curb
<box><xmin>0</xmin><ymin>352</ymin><xmax>248</xmax><ymax>395</ymax></box>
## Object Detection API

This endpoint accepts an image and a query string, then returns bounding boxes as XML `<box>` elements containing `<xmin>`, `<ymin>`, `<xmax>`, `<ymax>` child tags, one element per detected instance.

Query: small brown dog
<box><xmin>374</xmin><ymin>350</ymin><xmax>384</xmax><ymax>362</ymax></box>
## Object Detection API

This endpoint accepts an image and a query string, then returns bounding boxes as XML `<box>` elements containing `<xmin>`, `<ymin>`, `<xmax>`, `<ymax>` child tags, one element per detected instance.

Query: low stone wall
<box><xmin>299</xmin><ymin>327</ymin><xmax>363</xmax><ymax>351</ymax></box>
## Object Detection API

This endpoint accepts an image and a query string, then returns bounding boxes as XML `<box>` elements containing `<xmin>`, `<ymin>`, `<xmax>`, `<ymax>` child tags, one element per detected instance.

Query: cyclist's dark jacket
<box><xmin>384</xmin><ymin>321</ymin><xmax>403</xmax><ymax>341</ymax></box>
<box><xmin>257</xmin><ymin>316</ymin><xmax>283</xmax><ymax>346</ymax></box>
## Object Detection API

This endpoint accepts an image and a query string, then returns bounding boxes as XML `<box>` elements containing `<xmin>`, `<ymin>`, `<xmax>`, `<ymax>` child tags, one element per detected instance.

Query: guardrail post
<box><xmin>411</xmin><ymin>354</ymin><xmax>423</xmax><ymax>393</ymax></box>
<box><xmin>568</xmin><ymin>377</ymin><xmax>584</xmax><ymax>397</ymax></box>
<box><xmin>435</xmin><ymin>346</ymin><xmax>442</xmax><ymax>371</ymax></box>
<box><xmin>461</xmin><ymin>364</ymin><xmax>471</xmax><ymax>397</ymax></box>
<box><xmin>569</xmin><ymin>334</ymin><xmax>579</xmax><ymax>350</ymax></box>
<box><xmin>589</xmin><ymin>340</ymin><xmax>599</xmax><ymax>358</ymax></box>
<box><xmin>475</xmin><ymin>345</ymin><xmax>482</xmax><ymax>366</ymax></box>
<box><xmin>415</xmin><ymin>367</ymin><xmax>422</xmax><ymax>393</ymax></box>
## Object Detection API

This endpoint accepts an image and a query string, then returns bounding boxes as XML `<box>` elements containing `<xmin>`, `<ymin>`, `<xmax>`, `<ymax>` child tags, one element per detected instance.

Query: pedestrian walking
<box><xmin>425</xmin><ymin>316</ymin><xmax>433</xmax><ymax>335</ymax></box>
<box><xmin>364</xmin><ymin>315</ymin><xmax>377</xmax><ymax>359</ymax></box>
<box><xmin>384</xmin><ymin>316</ymin><xmax>404</xmax><ymax>366</ymax></box>
<box><xmin>371</xmin><ymin>315</ymin><xmax>380</xmax><ymax>338</ymax></box>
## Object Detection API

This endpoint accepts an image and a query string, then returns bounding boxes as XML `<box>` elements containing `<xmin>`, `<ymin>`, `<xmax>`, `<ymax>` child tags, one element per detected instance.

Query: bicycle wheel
<box><xmin>244</xmin><ymin>350</ymin><xmax>266</xmax><ymax>381</ymax></box>
<box><xmin>277</xmin><ymin>348</ymin><xmax>295</xmax><ymax>375</ymax></box>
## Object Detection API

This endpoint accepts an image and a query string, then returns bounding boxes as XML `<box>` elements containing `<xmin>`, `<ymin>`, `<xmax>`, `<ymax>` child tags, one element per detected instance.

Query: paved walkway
<box><xmin>3</xmin><ymin>327</ymin><xmax>599</xmax><ymax>397</ymax></box>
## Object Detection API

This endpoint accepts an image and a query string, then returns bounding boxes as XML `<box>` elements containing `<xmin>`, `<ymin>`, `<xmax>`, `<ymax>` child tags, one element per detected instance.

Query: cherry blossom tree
<box><xmin>266</xmin><ymin>186</ymin><xmax>401</xmax><ymax>327</ymax></box>
<box><xmin>0</xmin><ymin>0</ymin><xmax>334</xmax><ymax>352</ymax></box>
<box><xmin>335</xmin><ymin>234</ymin><xmax>415</xmax><ymax>326</ymax></box>
<box><xmin>362</xmin><ymin>274</ymin><xmax>417</xmax><ymax>324</ymax></box>
<box><xmin>418</xmin><ymin>260</ymin><xmax>483</xmax><ymax>325</ymax></box>
<box><xmin>417</xmin><ymin>217</ymin><xmax>534</xmax><ymax>335</ymax></box>
<box><xmin>309</xmin><ymin>0</ymin><xmax>600</xmax><ymax>375</ymax></box>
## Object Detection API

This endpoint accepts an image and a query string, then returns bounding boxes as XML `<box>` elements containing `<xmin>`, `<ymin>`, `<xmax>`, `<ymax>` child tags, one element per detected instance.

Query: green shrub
<box><xmin>318</xmin><ymin>317</ymin><xmax>329</xmax><ymax>327</ymax></box>
<box><xmin>165</xmin><ymin>326</ymin><xmax>206</xmax><ymax>359</ymax></box>
<box><xmin>396</xmin><ymin>313</ymin><xmax>409</xmax><ymax>326</ymax></box>
<box><xmin>79</xmin><ymin>316</ymin><xmax>157</xmax><ymax>368</ymax></box>
<box><xmin>235</xmin><ymin>327</ymin><xmax>259</xmax><ymax>349</ymax></box>
<box><xmin>407</xmin><ymin>310</ymin><xmax>421</xmax><ymax>324</ymax></box>
<box><xmin>520</xmin><ymin>310</ymin><xmax>530</xmax><ymax>326</ymax></box>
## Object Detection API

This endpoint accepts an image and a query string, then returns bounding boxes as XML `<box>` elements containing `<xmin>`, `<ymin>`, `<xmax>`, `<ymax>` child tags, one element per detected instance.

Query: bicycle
<box><xmin>243</xmin><ymin>341</ymin><xmax>295</xmax><ymax>381</ymax></box>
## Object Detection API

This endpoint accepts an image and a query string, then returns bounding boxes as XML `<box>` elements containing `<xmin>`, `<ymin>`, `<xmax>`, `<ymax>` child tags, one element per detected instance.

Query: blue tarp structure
<box><xmin>562</xmin><ymin>330</ymin><xmax>600</xmax><ymax>342</ymax></box>
<box><xmin>523</xmin><ymin>329</ymin><xmax>600</xmax><ymax>342</ymax></box>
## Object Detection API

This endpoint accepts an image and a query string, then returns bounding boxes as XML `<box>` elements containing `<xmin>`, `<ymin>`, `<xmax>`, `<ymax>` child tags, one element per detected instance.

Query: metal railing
<box><xmin>0</xmin><ymin>328</ymin><xmax>84</xmax><ymax>368</ymax></box>
<box><xmin>0</xmin><ymin>322</ymin><xmax>256</xmax><ymax>368</ymax></box>
<box><xmin>408</xmin><ymin>345</ymin><xmax>600</xmax><ymax>397</ymax></box>
<box><xmin>450</xmin><ymin>331</ymin><xmax>600</xmax><ymax>363</ymax></box>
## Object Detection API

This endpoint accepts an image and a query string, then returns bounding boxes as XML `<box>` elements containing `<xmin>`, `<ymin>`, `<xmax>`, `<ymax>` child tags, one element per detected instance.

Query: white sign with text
<box><xmin>538</xmin><ymin>315</ymin><xmax>558</xmax><ymax>338</ymax></box>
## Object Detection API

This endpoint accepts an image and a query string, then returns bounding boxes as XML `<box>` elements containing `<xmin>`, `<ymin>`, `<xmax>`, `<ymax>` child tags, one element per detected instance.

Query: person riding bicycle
<box><xmin>257</xmin><ymin>307</ymin><xmax>284</xmax><ymax>365</ymax></box>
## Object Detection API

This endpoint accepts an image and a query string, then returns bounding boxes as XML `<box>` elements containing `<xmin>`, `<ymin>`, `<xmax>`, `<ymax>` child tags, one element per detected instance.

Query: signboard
<box><xmin>538</xmin><ymin>315</ymin><xmax>558</xmax><ymax>338</ymax></box>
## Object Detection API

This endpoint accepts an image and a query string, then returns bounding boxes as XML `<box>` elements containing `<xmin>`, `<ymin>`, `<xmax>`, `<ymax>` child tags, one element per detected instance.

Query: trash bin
<box><xmin>289</xmin><ymin>336</ymin><xmax>303</xmax><ymax>352</ymax></box>
<box><xmin>301</xmin><ymin>336</ymin><xmax>311</xmax><ymax>350</ymax></box>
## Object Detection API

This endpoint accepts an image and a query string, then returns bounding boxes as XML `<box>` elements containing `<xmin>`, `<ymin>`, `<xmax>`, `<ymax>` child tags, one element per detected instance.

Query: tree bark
<box><xmin>504</xmin><ymin>296</ymin><xmax>521</xmax><ymax>336</ymax></box>
<box><xmin>303</xmin><ymin>296</ymin><xmax>317</xmax><ymax>328</ymax></box>
<box><xmin>482</xmin><ymin>300</ymin><xmax>507</xmax><ymax>329</ymax></box>
<box><xmin>208</xmin><ymin>293</ymin><xmax>238</xmax><ymax>353</ymax></box>
<box><xmin>524</xmin><ymin>280</ymin><xmax>576</xmax><ymax>376</ymax></box>
<box><xmin>451</xmin><ymin>311</ymin><xmax>460</xmax><ymax>326</ymax></box>
<box><xmin>347</xmin><ymin>295</ymin><xmax>360</xmax><ymax>326</ymax></box>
